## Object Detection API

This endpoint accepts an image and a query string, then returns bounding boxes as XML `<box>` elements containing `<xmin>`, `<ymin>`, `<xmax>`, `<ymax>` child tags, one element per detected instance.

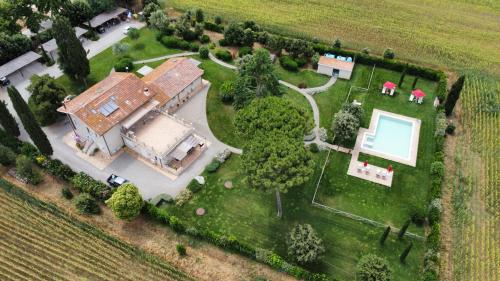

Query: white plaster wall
<box><xmin>317</xmin><ymin>64</ymin><xmax>333</xmax><ymax>76</ymax></box>
<box><xmin>339</xmin><ymin>69</ymin><xmax>352</xmax><ymax>80</ymax></box>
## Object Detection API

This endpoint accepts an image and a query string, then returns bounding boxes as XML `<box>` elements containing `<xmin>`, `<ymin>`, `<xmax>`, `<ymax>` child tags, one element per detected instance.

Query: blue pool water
<box><xmin>362</xmin><ymin>115</ymin><xmax>413</xmax><ymax>159</ymax></box>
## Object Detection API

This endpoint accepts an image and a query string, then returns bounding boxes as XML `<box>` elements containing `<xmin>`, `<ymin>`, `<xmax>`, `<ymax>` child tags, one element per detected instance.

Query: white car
<box><xmin>123</xmin><ymin>26</ymin><xmax>131</xmax><ymax>34</ymax></box>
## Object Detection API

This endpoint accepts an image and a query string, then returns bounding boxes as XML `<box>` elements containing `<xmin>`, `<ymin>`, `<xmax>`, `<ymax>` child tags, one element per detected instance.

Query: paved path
<box><xmin>133</xmin><ymin>52</ymin><xmax>198</xmax><ymax>64</ymax></box>
<box><xmin>208</xmin><ymin>52</ymin><xmax>237</xmax><ymax>70</ymax></box>
<box><xmin>303</xmin><ymin>76</ymin><xmax>337</xmax><ymax>95</ymax></box>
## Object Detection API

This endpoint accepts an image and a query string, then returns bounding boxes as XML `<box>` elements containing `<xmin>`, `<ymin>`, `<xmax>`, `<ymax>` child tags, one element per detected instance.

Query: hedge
<box><xmin>204</xmin><ymin>21</ymin><xmax>224</xmax><ymax>33</ymax></box>
<box><xmin>160</xmin><ymin>36</ymin><xmax>199</xmax><ymax>52</ymax></box>
<box><xmin>143</xmin><ymin>203</ymin><xmax>331</xmax><ymax>281</ymax></box>
<box><xmin>215</xmin><ymin>49</ymin><xmax>232</xmax><ymax>62</ymax></box>
<box><xmin>71</xmin><ymin>172</ymin><xmax>113</xmax><ymax>201</ymax></box>
<box><xmin>279</xmin><ymin>56</ymin><xmax>298</xmax><ymax>72</ymax></box>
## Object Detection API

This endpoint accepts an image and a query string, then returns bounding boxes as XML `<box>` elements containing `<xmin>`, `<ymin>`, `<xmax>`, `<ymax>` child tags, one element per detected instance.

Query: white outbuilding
<box><xmin>317</xmin><ymin>55</ymin><xmax>355</xmax><ymax>80</ymax></box>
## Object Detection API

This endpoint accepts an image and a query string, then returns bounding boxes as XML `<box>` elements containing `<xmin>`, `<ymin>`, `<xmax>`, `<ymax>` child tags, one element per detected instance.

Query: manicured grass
<box><xmin>57</xmin><ymin>28</ymin><xmax>182</xmax><ymax>96</ymax></box>
<box><xmin>164</xmin><ymin>154</ymin><xmax>425</xmax><ymax>280</ymax></box>
<box><xmin>274</xmin><ymin>63</ymin><xmax>330</xmax><ymax>88</ymax></box>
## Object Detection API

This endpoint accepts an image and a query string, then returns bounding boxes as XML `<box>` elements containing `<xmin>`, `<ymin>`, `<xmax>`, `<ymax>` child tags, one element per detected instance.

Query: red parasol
<box><xmin>363</xmin><ymin>161</ymin><xmax>368</xmax><ymax>167</ymax></box>
<box><xmin>387</xmin><ymin>164</ymin><xmax>393</xmax><ymax>173</ymax></box>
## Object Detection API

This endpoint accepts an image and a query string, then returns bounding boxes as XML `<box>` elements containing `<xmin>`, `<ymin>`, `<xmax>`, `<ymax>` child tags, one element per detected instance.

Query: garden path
<box><xmin>133</xmin><ymin>52</ymin><xmax>198</xmax><ymax>64</ymax></box>
<box><xmin>208</xmin><ymin>52</ymin><xmax>238</xmax><ymax>70</ymax></box>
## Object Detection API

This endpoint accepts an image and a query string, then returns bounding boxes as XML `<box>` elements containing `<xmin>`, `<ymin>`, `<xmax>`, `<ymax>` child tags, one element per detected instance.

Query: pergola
<box><xmin>86</xmin><ymin>7</ymin><xmax>127</xmax><ymax>27</ymax></box>
<box><xmin>0</xmin><ymin>51</ymin><xmax>42</xmax><ymax>78</ymax></box>
<box><xmin>382</xmin><ymin>81</ymin><xmax>397</xmax><ymax>96</ymax></box>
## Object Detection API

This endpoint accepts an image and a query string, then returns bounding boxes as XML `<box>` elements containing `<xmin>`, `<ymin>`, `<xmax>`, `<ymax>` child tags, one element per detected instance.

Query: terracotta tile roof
<box><xmin>142</xmin><ymin>58</ymin><xmax>204</xmax><ymax>106</ymax></box>
<box><xmin>58</xmin><ymin>72</ymin><xmax>155</xmax><ymax>136</ymax></box>
<box><xmin>318</xmin><ymin>56</ymin><xmax>355</xmax><ymax>71</ymax></box>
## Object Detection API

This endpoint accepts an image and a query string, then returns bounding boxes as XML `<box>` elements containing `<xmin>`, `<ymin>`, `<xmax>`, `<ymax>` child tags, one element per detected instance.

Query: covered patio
<box><xmin>0</xmin><ymin>51</ymin><xmax>42</xmax><ymax>80</ymax></box>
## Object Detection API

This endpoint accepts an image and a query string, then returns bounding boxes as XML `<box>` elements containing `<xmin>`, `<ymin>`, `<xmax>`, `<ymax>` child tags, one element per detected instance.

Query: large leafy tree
<box><xmin>235</xmin><ymin>96</ymin><xmax>312</xmax><ymax>140</ymax></box>
<box><xmin>149</xmin><ymin>10</ymin><xmax>169</xmax><ymax>32</ymax></box>
<box><xmin>27</xmin><ymin>74</ymin><xmax>66</xmax><ymax>126</ymax></box>
<box><xmin>36</xmin><ymin>0</ymin><xmax>69</xmax><ymax>14</ymax></box>
<box><xmin>106</xmin><ymin>183</ymin><xmax>144</xmax><ymax>221</ymax></box>
<box><xmin>287</xmin><ymin>224</ymin><xmax>325</xmax><ymax>264</ymax></box>
<box><xmin>7</xmin><ymin>86</ymin><xmax>53</xmax><ymax>155</ymax></box>
<box><xmin>233</xmin><ymin>48</ymin><xmax>281</xmax><ymax>108</ymax></box>
<box><xmin>0</xmin><ymin>2</ymin><xmax>22</xmax><ymax>35</ymax></box>
<box><xmin>60</xmin><ymin>0</ymin><xmax>92</xmax><ymax>26</ymax></box>
<box><xmin>53</xmin><ymin>16</ymin><xmax>89</xmax><ymax>84</ymax></box>
<box><xmin>242</xmin><ymin>133</ymin><xmax>314</xmax><ymax>194</ymax></box>
<box><xmin>0</xmin><ymin>101</ymin><xmax>20</xmax><ymax>137</ymax></box>
<box><xmin>143</xmin><ymin>2</ymin><xmax>160</xmax><ymax>24</ymax></box>
<box><xmin>356</xmin><ymin>254</ymin><xmax>393</xmax><ymax>281</ymax></box>
<box><xmin>87</xmin><ymin>0</ymin><xmax>115</xmax><ymax>16</ymax></box>
<box><xmin>0</xmin><ymin>32</ymin><xmax>32</xmax><ymax>65</ymax></box>
<box><xmin>332</xmin><ymin>111</ymin><xmax>360</xmax><ymax>145</ymax></box>
<box><xmin>445</xmin><ymin>75</ymin><xmax>465</xmax><ymax>116</ymax></box>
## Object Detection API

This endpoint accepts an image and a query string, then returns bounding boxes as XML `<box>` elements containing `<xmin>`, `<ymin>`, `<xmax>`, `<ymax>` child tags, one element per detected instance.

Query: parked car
<box><xmin>96</xmin><ymin>26</ymin><xmax>105</xmax><ymax>34</ymax></box>
<box><xmin>0</xmin><ymin>76</ymin><xmax>10</xmax><ymax>87</ymax></box>
<box><xmin>107</xmin><ymin>174</ymin><xmax>128</xmax><ymax>188</ymax></box>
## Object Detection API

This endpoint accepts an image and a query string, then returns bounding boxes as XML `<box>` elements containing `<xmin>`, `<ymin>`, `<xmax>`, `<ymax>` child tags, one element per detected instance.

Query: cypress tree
<box><xmin>445</xmin><ymin>75</ymin><xmax>465</xmax><ymax>116</ymax></box>
<box><xmin>53</xmin><ymin>16</ymin><xmax>89</xmax><ymax>84</ymax></box>
<box><xmin>398</xmin><ymin>219</ymin><xmax>411</xmax><ymax>240</ymax></box>
<box><xmin>412</xmin><ymin>77</ymin><xmax>419</xmax><ymax>89</ymax></box>
<box><xmin>7</xmin><ymin>86</ymin><xmax>53</xmax><ymax>155</ymax></box>
<box><xmin>380</xmin><ymin>226</ymin><xmax>391</xmax><ymax>245</ymax></box>
<box><xmin>400</xmin><ymin>242</ymin><xmax>413</xmax><ymax>263</ymax></box>
<box><xmin>0</xmin><ymin>100</ymin><xmax>20</xmax><ymax>137</ymax></box>
<box><xmin>398</xmin><ymin>65</ymin><xmax>407</xmax><ymax>87</ymax></box>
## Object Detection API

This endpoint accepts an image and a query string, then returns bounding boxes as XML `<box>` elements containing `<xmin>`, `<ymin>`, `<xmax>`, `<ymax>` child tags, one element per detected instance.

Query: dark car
<box><xmin>0</xmin><ymin>76</ymin><xmax>11</xmax><ymax>87</ymax></box>
<box><xmin>107</xmin><ymin>174</ymin><xmax>128</xmax><ymax>188</ymax></box>
<box><xmin>96</xmin><ymin>26</ymin><xmax>106</xmax><ymax>34</ymax></box>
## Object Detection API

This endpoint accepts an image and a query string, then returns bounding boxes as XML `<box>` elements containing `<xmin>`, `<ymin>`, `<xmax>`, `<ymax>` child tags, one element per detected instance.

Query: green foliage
<box><xmin>445</xmin><ymin>75</ymin><xmax>465</xmax><ymax>116</ymax></box>
<box><xmin>430</xmin><ymin>161</ymin><xmax>445</xmax><ymax>178</ymax></box>
<box><xmin>61</xmin><ymin>186</ymin><xmax>73</xmax><ymax>199</ymax></box>
<box><xmin>427</xmin><ymin>198</ymin><xmax>443</xmax><ymax>225</ymax></box>
<box><xmin>333</xmin><ymin>38</ymin><xmax>342</xmax><ymax>48</ymax></box>
<box><xmin>60</xmin><ymin>0</ymin><xmax>92</xmax><ymax>26</ymax></box>
<box><xmin>204</xmin><ymin>21</ymin><xmax>224</xmax><ymax>33</ymax></box>
<box><xmin>215</xmin><ymin>49</ymin><xmax>232</xmax><ymax>61</ymax></box>
<box><xmin>332</xmin><ymin>111</ymin><xmax>359</xmax><ymax>145</ymax></box>
<box><xmin>242</xmin><ymin>133</ymin><xmax>314</xmax><ymax>193</ymax></box>
<box><xmin>434</xmin><ymin>111</ymin><xmax>447</xmax><ymax>137</ymax></box>
<box><xmin>341</xmin><ymin>103</ymin><xmax>364</xmax><ymax>122</ymax></box>
<box><xmin>0</xmin><ymin>101</ymin><xmax>20</xmax><ymax>137</ymax></box>
<box><xmin>412</xmin><ymin>77</ymin><xmax>419</xmax><ymax>89</ymax></box>
<box><xmin>409</xmin><ymin>205</ymin><xmax>426</xmax><ymax>227</ymax></box>
<box><xmin>279</xmin><ymin>56</ymin><xmax>298</xmax><ymax>72</ymax></box>
<box><xmin>309</xmin><ymin>143</ymin><xmax>319</xmax><ymax>153</ymax></box>
<box><xmin>397</xmin><ymin>219</ymin><xmax>411</xmax><ymax>240</ymax></box>
<box><xmin>71</xmin><ymin>172</ymin><xmax>112</xmax><ymax>200</ymax></box>
<box><xmin>239</xmin><ymin>46</ymin><xmax>253</xmax><ymax>57</ymax></box>
<box><xmin>143</xmin><ymin>3</ymin><xmax>161</xmax><ymax>23</ymax></box>
<box><xmin>356</xmin><ymin>254</ymin><xmax>393</xmax><ymax>281</ymax></box>
<box><xmin>214</xmin><ymin>15</ymin><xmax>223</xmax><ymax>25</ymax></box>
<box><xmin>400</xmin><ymin>242</ymin><xmax>413</xmax><ymax>263</ymax></box>
<box><xmin>106</xmin><ymin>183</ymin><xmax>144</xmax><ymax>221</ymax></box>
<box><xmin>114</xmin><ymin>57</ymin><xmax>134</xmax><ymax>72</ymax></box>
<box><xmin>287</xmin><ymin>224</ymin><xmax>325</xmax><ymax>264</ymax></box>
<box><xmin>176</xmin><ymin>243</ymin><xmax>187</xmax><ymax>255</ymax></box>
<box><xmin>224</xmin><ymin>22</ymin><xmax>245</xmax><ymax>46</ymax></box>
<box><xmin>149</xmin><ymin>10</ymin><xmax>170</xmax><ymax>32</ymax></box>
<box><xmin>87</xmin><ymin>0</ymin><xmax>115</xmax><ymax>16</ymax></box>
<box><xmin>7</xmin><ymin>86</ymin><xmax>53</xmax><ymax>155</ymax></box>
<box><xmin>217</xmin><ymin>80</ymin><xmax>234</xmax><ymax>104</ymax></box>
<box><xmin>195</xmin><ymin>8</ymin><xmax>204</xmax><ymax>22</ymax></box>
<box><xmin>127</xmin><ymin>28</ymin><xmax>140</xmax><ymax>40</ymax></box>
<box><xmin>53</xmin><ymin>16</ymin><xmax>89</xmax><ymax>82</ymax></box>
<box><xmin>426</xmin><ymin>223</ymin><xmax>441</xmax><ymax>251</ymax></box>
<box><xmin>44</xmin><ymin>158</ymin><xmax>75</xmax><ymax>182</ymax></box>
<box><xmin>199</xmin><ymin>46</ymin><xmax>209</xmax><ymax>59</ymax></box>
<box><xmin>0</xmin><ymin>32</ymin><xmax>31</xmax><ymax>65</ymax></box>
<box><xmin>175</xmin><ymin>190</ymin><xmax>193</xmax><ymax>207</ymax></box>
<box><xmin>312</xmin><ymin>52</ymin><xmax>320</xmax><ymax>69</ymax></box>
<box><xmin>235</xmin><ymin>96</ymin><xmax>312</xmax><ymax>139</ymax></box>
<box><xmin>0</xmin><ymin>144</ymin><xmax>16</xmax><ymax>166</ymax></box>
<box><xmin>398</xmin><ymin>65</ymin><xmax>407</xmax><ymax>87</ymax></box>
<box><xmin>205</xmin><ymin>160</ymin><xmax>220</xmax><ymax>173</ymax></box>
<box><xmin>445</xmin><ymin>123</ymin><xmax>456</xmax><ymax>135</ymax></box>
<box><xmin>74</xmin><ymin>193</ymin><xmax>100</xmax><ymax>215</ymax></box>
<box><xmin>16</xmin><ymin>155</ymin><xmax>42</xmax><ymax>185</ymax></box>
<box><xmin>200</xmin><ymin>34</ymin><xmax>210</xmax><ymax>43</ymax></box>
<box><xmin>187</xmin><ymin>179</ymin><xmax>203</xmax><ymax>193</ymax></box>
<box><xmin>112</xmin><ymin>42</ymin><xmax>130</xmax><ymax>56</ymax></box>
<box><xmin>27</xmin><ymin>74</ymin><xmax>66</xmax><ymax>126</ymax></box>
<box><xmin>383</xmin><ymin>48</ymin><xmax>395</xmax><ymax>59</ymax></box>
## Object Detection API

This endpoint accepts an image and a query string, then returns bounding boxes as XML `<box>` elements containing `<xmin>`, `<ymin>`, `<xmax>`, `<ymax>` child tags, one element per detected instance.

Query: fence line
<box><xmin>311</xmin><ymin>148</ymin><xmax>425</xmax><ymax>241</ymax></box>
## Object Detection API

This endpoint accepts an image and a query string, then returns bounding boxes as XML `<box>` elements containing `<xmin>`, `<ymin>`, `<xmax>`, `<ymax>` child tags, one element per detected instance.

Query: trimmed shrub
<box><xmin>219</xmin><ymin>80</ymin><xmax>235</xmax><ymax>103</ymax></box>
<box><xmin>430</xmin><ymin>161</ymin><xmax>445</xmax><ymax>178</ymax></box>
<box><xmin>175</xmin><ymin>190</ymin><xmax>193</xmax><ymax>207</ymax></box>
<box><xmin>71</xmin><ymin>172</ymin><xmax>112</xmax><ymax>200</ymax></box>
<box><xmin>356</xmin><ymin>254</ymin><xmax>392</xmax><ymax>281</ymax></box>
<box><xmin>187</xmin><ymin>179</ymin><xmax>203</xmax><ymax>193</ymax></box>
<box><xmin>383</xmin><ymin>48</ymin><xmax>395</xmax><ymax>59</ymax></box>
<box><xmin>309</xmin><ymin>143</ymin><xmax>319</xmax><ymax>153</ymax></box>
<box><xmin>161</xmin><ymin>36</ymin><xmax>180</xmax><ymax>48</ymax></box>
<box><xmin>204</xmin><ymin>21</ymin><xmax>224</xmax><ymax>33</ymax></box>
<box><xmin>279</xmin><ymin>56</ymin><xmax>298</xmax><ymax>72</ymax></box>
<box><xmin>446</xmin><ymin>123</ymin><xmax>456</xmax><ymax>135</ymax></box>
<box><xmin>176</xmin><ymin>244</ymin><xmax>187</xmax><ymax>256</ymax></box>
<box><xmin>200</xmin><ymin>34</ymin><xmax>210</xmax><ymax>44</ymax></box>
<box><xmin>215</xmin><ymin>49</ymin><xmax>232</xmax><ymax>62</ymax></box>
<box><xmin>427</xmin><ymin>223</ymin><xmax>441</xmax><ymax>251</ymax></box>
<box><xmin>199</xmin><ymin>46</ymin><xmax>209</xmax><ymax>59</ymax></box>
<box><xmin>294</xmin><ymin>56</ymin><xmax>307</xmax><ymax>67</ymax></box>
<box><xmin>74</xmin><ymin>193</ymin><xmax>100</xmax><ymax>215</ymax></box>
<box><xmin>239</xmin><ymin>46</ymin><xmax>253</xmax><ymax>57</ymax></box>
<box><xmin>189</xmin><ymin>42</ymin><xmax>200</xmax><ymax>52</ymax></box>
<box><xmin>178</xmin><ymin>40</ymin><xmax>190</xmax><ymax>50</ymax></box>
<box><xmin>312</xmin><ymin>53</ymin><xmax>320</xmax><ymax>69</ymax></box>
<box><xmin>428</xmin><ymin>198</ymin><xmax>443</xmax><ymax>225</ymax></box>
<box><xmin>0</xmin><ymin>144</ymin><xmax>16</xmax><ymax>166</ymax></box>
<box><xmin>61</xmin><ymin>186</ymin><xmax>73</xmax><ymax>199</ymax></box>
<box><xmin>127</xmin><ymin>28</ymin><xmax>140</xmax><ymax>40</ymax></box>
<box><xmin>45</xmin><ymin>158</ymin><xmax>75</xmax><ymax>181</ymax></box>
<box><xmin>409</xmin><ymin>205</ymin><xmax>426</xmax><ymax>226</ymax></box>
<box><xmin>112</xmin><ymin>43</ymin><xmax>130</xmax><ymax>56</ymax></box>
<box><xmin>434</xmin><ymin>151</ymin><xmax>445</xmax><ymax>162</ymax></box>
<box><xmin>287</xmin><ymin>224</ymin><xmax>325</xmax><ymax>264</ymax></box>
<box><xmin>205</xmin><ymin>160</ymin><xmax>221</xmax><ymax>173</ymax></box>
<box><xmin>218</xmin><ymin>38</ymin><xmax>228</xmax><ymax>46</ymax></box>
<box><xmin>16</xmin><ymin>155</ymin><xmax>43</xmax><ymax>185</ymax></box>
<box><xmin>114</xmin><ymin>58</ymin><xmax>133</xmax><ymax>72</ymax></box>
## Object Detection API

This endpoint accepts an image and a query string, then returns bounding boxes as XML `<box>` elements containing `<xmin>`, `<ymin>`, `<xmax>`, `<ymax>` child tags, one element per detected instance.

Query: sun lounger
<box><xmin>364</xmin><ymin>167</ymin><xmax>370</xmax><ymax>175</ymax></box>
<box><xmin>381</xmin><ymin>171</ymin><xmax>388</xmax><ymax>180</ymax></box>
<box><xmin>357</xmin><ymin>164</ymin><xmax>363</xmax><ymax>173</ymax></box>
<box><xmin>376</xmin><ymin>169</ymin><xmax>382</xmax><ymax>178</ymax></box>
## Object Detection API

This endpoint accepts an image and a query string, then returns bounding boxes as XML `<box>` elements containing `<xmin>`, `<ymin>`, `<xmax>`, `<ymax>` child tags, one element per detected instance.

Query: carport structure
<box><xmin>85</xmin><ymin>7</ymin><xmax>127</xmax><ymax>28</ymax></box>
<box><xmin>0</xmin><ymin>51</ymin><xmax>42</xmax><ymax>80</ymax></box>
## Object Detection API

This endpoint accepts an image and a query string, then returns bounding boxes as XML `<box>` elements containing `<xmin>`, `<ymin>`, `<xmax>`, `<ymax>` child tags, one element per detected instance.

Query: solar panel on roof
<box><xmin>99</xmin><ymin>99</ymin><xmax>119</xmax><ymax>117</ymax></box>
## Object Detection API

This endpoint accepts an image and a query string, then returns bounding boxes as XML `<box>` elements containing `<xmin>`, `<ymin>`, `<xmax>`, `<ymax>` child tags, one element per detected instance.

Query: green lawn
<box><xmin>57</xmin><ymin>28</ymin><xmax>183</xmax><ymax>96</ymax></box>
<box><xmin>164</xmin><ymin>154</ymin><xmax>425</xmax><ymax>280</ymax></box>
<box><xmin>274</xmin><ymin>63</ymin><xmax>330</xmax><ymax>88</ymax></box>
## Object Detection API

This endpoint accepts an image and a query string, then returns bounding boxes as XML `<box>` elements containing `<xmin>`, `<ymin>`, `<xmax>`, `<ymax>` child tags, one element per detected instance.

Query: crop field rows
<box><xmin>452</xmin><ymin>76</ymin><xmax>500</xmax><ymax>281</ymax></box>
<box><xmin>0</xmin><ymin>181</ymin><xmax>194</xmax><ymax>281</ymax></box>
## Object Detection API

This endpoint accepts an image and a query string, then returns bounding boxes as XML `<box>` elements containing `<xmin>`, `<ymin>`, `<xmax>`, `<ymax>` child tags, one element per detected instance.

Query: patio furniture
<box><xmin>364</xmin><ymin>167</ymin><xmax>370</xmax><ymax>175</ymax></box>
<box><xmin>409</xmin><ymin>95</ymin><xmax>415</xmax><ymax>102</ymax></box>
<box><xmin>357</xmin><ymin>164</ymin><xmax>364</xmax><ymax>173</ymax></box>
<box><xmin>376</xmin><ymin>169</ymin><xmax>382</xmax><ymax>178</ymax></box>
<box><xmin>381</xmin><ymin>171</ymin><xmax>388</xmax><ymax>180</ymax></box>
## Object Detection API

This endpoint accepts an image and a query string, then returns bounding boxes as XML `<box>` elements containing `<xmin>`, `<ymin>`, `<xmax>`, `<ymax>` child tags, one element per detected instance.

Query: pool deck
<box><xmin>348</xmin><ymin>128</ymin><xmax>394</xmax><ymax>187</ymax></box>
<box><xmin>358</xmin><ymin>109</ymin><xmax>420</xmax><ymax>167</ymax></box>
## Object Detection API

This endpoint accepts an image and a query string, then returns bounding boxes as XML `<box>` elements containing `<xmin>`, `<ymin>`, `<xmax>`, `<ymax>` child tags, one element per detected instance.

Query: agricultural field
<box><xmin>0</xmin><ymin>179</ymin><xmax>194</xmax><ymax>281</ymax></box>
<box><xmin>169</xmin><ymin>0</ymin><xmax>500</xmax><ymax>76</ymax></box>
<box><xmin>449</xmin><ymin>76</ymin><xmax>500</xmax><ymax>281</ymax></box>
